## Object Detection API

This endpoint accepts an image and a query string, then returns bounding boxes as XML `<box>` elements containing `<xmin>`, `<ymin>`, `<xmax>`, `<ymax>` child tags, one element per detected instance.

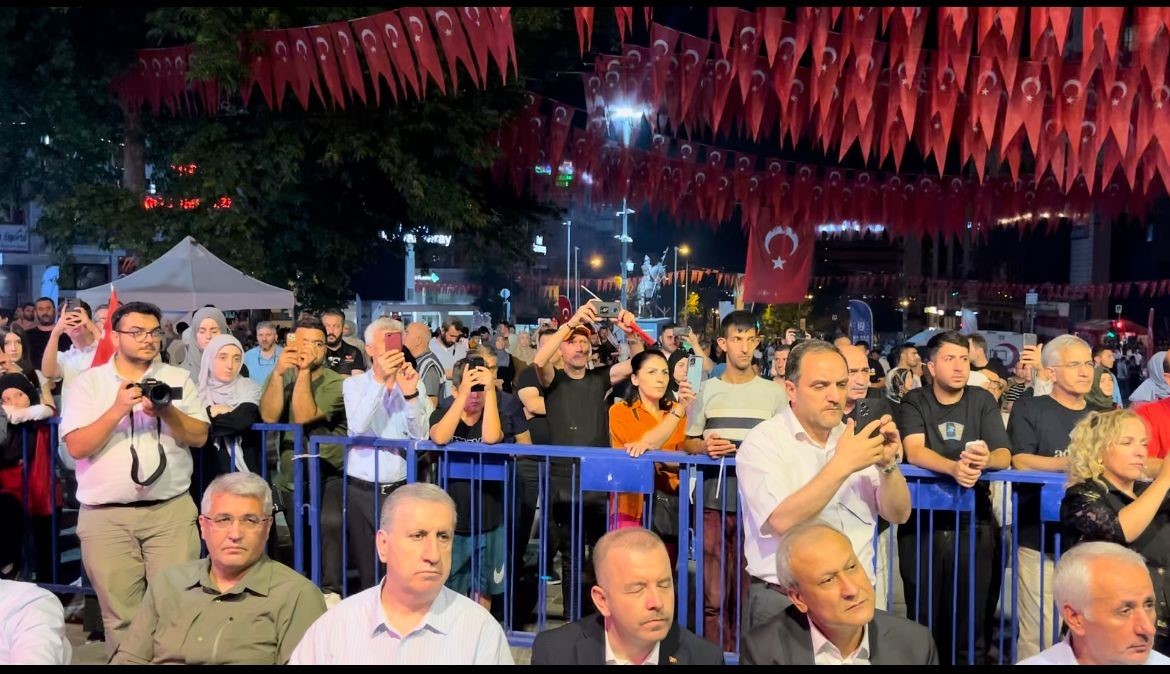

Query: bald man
<box><xmin>531</xmin><ymin>528</ymin><xmax>724</xmax><ymax>665</ymax></box>
<box><xmin>404</xmin><ymin>322</ymin><xmax>444</xmax><ymax>406</ymax></box>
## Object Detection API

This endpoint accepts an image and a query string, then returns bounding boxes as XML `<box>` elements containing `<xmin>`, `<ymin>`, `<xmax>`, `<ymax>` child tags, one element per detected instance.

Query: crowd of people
<box><xmin>1</xmin><ymin>295</ymin><xmax>1169</xmax><ymax>665</ymax></box>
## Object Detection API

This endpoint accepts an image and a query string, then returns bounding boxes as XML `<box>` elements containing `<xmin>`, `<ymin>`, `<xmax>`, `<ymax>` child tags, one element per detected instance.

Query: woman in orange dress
<box><xmin>608</xmin><ymin>349</ymin><xmax>696</xmax><ymax>555</ymax></box>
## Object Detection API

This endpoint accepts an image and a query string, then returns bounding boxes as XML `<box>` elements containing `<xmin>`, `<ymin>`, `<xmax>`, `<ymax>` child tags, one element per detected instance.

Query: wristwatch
<box><xmin>880</xmin><ymin>461</ymin><xmax>900</xmax><ymax>475</ymax></box>
<box><xmin>402</xmin><ymin>390</ymin><xmax>420</xmax><ymax>400</ymax></box>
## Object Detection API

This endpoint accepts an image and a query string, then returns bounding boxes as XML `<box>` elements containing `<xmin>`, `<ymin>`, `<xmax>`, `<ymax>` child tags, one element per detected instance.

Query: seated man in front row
<box><xmin>111</xmin><ymin>472</ymin><xmax>326</xmax><ymax>664</ymax></box>
<box><xmin>1018</xmin><ymin>541</ymin><xmax>1170</xmax><ymax>665</ymax></box>
<box><xmin>741</xmin><ymin>521</ymin><xmax>938</xmax><ymax>665</ymax></box>
<box><xmin>531</xmin><ymin>528</ymin><xmax>724</xmax><ymax>665</ymax></box>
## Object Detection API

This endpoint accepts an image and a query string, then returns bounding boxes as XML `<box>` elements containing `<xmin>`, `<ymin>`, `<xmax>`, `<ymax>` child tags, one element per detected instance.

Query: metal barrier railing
<box><xmin>14</xmin><ymin>420</ymin><xmax>1068</xmax><ymax>664</ymax></box>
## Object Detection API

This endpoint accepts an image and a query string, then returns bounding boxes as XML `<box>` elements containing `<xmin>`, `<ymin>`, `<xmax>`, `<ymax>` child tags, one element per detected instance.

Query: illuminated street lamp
<box><xmin>673</xmin><ymin>244</ymin><xmax>690</xmax><ymax>322</ymax></box>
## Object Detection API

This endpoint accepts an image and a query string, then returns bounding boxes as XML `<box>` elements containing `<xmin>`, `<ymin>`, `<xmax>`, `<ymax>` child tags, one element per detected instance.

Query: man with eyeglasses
<box><xmin>259</xmin><ymin>315</ymin><xmax>348</xmax><ymax>602</ymax></box>
<box><xmin>59</xmin><ymin>301</ymin><xmax>210</xmax><ymax>655</ymax></box>
<box><xmin>111</xmin><ymin>472</ymin><xmax>325</xmax><ymax>664</ymax></box>
<box><xmin>1007</xmin><ymin>334</ymin><xmax>1095</xmax><ymax>661</ymax></box>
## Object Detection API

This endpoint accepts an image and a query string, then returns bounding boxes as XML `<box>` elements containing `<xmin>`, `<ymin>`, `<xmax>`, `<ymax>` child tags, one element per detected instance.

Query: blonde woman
<box><xmin>1060</xmin><ymin>409</ymin><xmax>1170</xmax><ymax>651</ymax></box>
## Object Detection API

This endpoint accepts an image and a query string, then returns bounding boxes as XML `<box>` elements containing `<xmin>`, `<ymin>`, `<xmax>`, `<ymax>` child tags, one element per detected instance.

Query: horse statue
<box><xmin>634</xmin><ymin>248</ymin><xmax>670</xmax><ymax>317</ymax></box>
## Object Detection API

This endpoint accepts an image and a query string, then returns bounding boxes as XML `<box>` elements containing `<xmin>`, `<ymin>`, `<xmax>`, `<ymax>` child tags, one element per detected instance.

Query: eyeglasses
<box><xmin>299</xmin><ymin>339</ymin><xmax>326</xmax><ymax>348</ymax></box>
<box><xmin>1056</xmin><ymin>361</ymin><xmax>1095</xmax><ymax>371</ymax></box>
<box><xmin>200</xmin><ymin>514</ymin><xmax>272</xmax><ymax>531</ymax></box>
<box><xmin>114</xmin><ymin>328</ymin><xmax>165</xmax><ymax>342</ymax></box>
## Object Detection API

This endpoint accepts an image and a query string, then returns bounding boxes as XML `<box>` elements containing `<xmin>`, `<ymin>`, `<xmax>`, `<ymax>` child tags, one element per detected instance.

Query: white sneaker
<box><xmin>323</xmin><ymin>591</ymin><xmax>342</xmax><ymax>609</ymax></box>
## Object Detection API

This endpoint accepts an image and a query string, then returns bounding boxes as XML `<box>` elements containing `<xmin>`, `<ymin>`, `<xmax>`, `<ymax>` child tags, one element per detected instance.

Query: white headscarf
<box><xmin>181</xmin><ymin>307</ymin><xmax>229</xmax><ymax>379</ymax></box>
<box><xmin>198</xmin><ymin>334</ymin><xmax>261</xmax><ymax>408</ymax></box>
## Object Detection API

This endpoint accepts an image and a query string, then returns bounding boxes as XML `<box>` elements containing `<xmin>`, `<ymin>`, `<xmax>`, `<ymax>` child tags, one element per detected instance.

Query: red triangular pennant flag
<box><xmin>91</xmin><ymin>287</ymin><xmax>120</xmax><ymax>368</ymax></box>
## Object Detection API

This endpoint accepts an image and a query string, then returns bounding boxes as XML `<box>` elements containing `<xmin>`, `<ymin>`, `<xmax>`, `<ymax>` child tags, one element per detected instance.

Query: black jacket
<box><xmin>741</xmin><ymin>605</ymin><xmax>939</xmax><ymax>665</ymax></box>
<box><xmin>531</xmin><ymin>614</ymin><xmax>724</xmax><ymax>666</ymax></box>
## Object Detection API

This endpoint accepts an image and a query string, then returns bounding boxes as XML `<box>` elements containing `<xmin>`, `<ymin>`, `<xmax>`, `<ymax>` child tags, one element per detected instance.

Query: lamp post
<box><xmin>899</xmin><ymin>298</ymin><xmax>910</xmax><ymax>339</ymax></box>
<box><xmin>608</xmin><ymin>103</ymin><xmax>644</xmax><ymax>309</ymax></box>
<box><xmin>673</xmin><ymin>243</ymin><xmax>690</xmax><ymax>322</ymax></box>
<box><xmin>563</xmin><ymin>219</ymin><xmax>572</xmax><ymax>303</ymax></box>
<box><xmin>573</xmin><ymin>246</ymin><xmax>580</xmax><ymax>308</ymax></box>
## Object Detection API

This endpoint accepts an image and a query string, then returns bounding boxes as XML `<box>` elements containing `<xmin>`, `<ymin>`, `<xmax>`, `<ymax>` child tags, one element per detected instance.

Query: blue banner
<box><xmin>848</xmin><ymin>299</ymin><xmax>874</xmax><ymax>347</ymax></box>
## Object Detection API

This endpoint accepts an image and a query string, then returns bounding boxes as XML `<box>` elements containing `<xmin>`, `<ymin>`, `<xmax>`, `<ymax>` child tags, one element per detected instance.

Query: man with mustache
<box><xmin>738</xmin><ymin>341</ymin><xmax>910</xmax><ymax>634</ymax></box>
<box><xmin>741</xmin><ymin>522</ymin><xmax>937</xmax><ymax>665</ymax></box>
<box><xmin>1018</xmin><ymin>541</ymin><xmax>1170</xmax><ymax>665</ymax></box>
<box><xmin>531</xmin><ymin>528</ymin><xmax>723</xmax><ymax>665</ymax></box>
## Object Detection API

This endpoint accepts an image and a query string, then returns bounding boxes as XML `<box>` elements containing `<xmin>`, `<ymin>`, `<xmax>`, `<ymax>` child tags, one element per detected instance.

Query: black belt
<box><xmin>86</xmin><ymin>494</ymin><xmax>182</xmax><ymax>509</ymax></box>
<box><xmin>348</xmin><ymin>476</ymin><xmax>405</xmax><ymax>496</ymax></box>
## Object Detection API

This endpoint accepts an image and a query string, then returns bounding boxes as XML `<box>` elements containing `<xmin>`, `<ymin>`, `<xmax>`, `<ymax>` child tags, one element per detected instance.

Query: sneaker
<box><xmin>86</xmin><ymin>630</ymin><xmax>105</xmax><ymax>644</ymax></box>
<box><xmin>322</xmin><ymin>591</ymin><xmax>342</xmax><ymax>609</ymax></box>
<box><xmin>543</xmin><ymin>569</ymin><xmax>562</xmax><ymax>585</ymax></box>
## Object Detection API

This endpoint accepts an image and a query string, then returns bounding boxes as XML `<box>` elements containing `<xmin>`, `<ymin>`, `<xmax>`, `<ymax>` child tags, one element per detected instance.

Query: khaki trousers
<box><xmin>77</xmin><ymin>495</ymin><xmax>200</xmax><ymax>656</ymax></box>
<box><xmin>1015</xmin><ymin>546</ymin><xmax>1058</xmax><ymax>661</ymax></box>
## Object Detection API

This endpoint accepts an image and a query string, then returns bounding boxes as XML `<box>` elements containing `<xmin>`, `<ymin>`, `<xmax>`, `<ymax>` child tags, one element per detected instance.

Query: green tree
<box><xmin>8</xmin><ymin>7</ymin><xmax>575</xmax><ymax>310</ymax></box>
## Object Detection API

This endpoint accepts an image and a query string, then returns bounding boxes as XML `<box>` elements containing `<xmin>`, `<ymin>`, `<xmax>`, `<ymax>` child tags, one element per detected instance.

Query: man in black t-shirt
<box><xmin>321</xmin><ymin>309</ymin><xmax>366</xmax><ymax>376</ymax></box>
<box><xmin>531</xmin><ymin>301</ymin><xmax>640</xmax><ymax>618</ymax></box>
<box><xmin>1007</xmin><ymin>334</ymin><xmax>1094</xmax><ymax>660</ymax></box>
<box><xmin>24</xmin><ymin>296</ymin><xmax>71</xmax><ymax>371</ymax></box>
<box><xmin>429</xmin><ymin>351</ymin><xmax>529</xmax><ymax>611</ymax></box>
<box><xmin>898</xmin><ymin>330</ymin><xmax>1012</xmax><ymax>665</ymax></box>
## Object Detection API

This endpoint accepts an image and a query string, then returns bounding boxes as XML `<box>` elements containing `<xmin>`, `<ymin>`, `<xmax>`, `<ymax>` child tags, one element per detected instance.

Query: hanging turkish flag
<box><xmin>485</xmin><ymin>7</ymin><xmax>518</xmax><ymax>83</ymax></box>
<box><xmin>710</xmin><ymin>54</ymin><xmax>737</xmax><ymax>132</ymax></box>
<box><xmin>970</xmin><ymin>58</ymin><xmax>1005</xmax><ymax>148</ymax></box>
<box><xmin>677</xmin><ymin>35</ymin><xmax>709</xmax><ymax>123</ymax></box>
<box><xmin>1057</xmin><ymin>62</ymin><xmax>1091</xmax><ymax>156</ymax></box>
<box><xmin>307</xmin><ymin>24</ymin><xmax>349</xmax><ymax>109</ymax></box>
<box><xmin>743</xmin><ymin>219</ymin><xmax>814</xmax><ymax>304</ymax></box>
<box><xmin>572</xmin><ymin>7</ymin><xmax>594</xmax><ymax>55</ymax></box>
<box><xmin>351</xmin><ymin>16</ymin><xmax>400</xmax><ymax>104</ymax></box>
<box><xmin>429</xmin><ymin>8</ymin><xmax>480</xmax><ymax>91</ymax></box>
<box><xmin>325</xmin><ymin>22</ymin><xmax>367</xmax><ymax>105</ymax></box>
<box><xmin>285</xmin><ymin>28</ymin><xmax>322</xmax><ymax>109</ymax></box>
<box><xmin>1003</xmin><ymin>60</ymin><xmax>1046</xmax><ymax>149</ymax></box>
<box><xmin>733</xmin><ymin>10</ymin><xmax>760</xmax><ymax>101</ymax></box>
<box><xmin>459</xmin><ymin>8</ymin><xmax>493</xmax><ymax>84</ymax></box>
<box><xmin>650</xmin><ymin>23</ymin><xmax>679</xmax><ymax>105</ymax></box>
<box><xmin>398</xmin><ymin>8</ymin><xmax>446</xmax><ymax>95</ymax></box>
<box><xmin>1083</xmin><ymin>8</ymin><xmax>1124</xmax><ymax>65</ymax></box>
<box><xmin>742</xmin><ymin>57</ymin><xmax>769</xmax><ymax>139</ymax></box>
<box><xmin>266</xmin><ymin>30</ymin><xmax>298</xmax><ymax>110</ymax></box>
<box><xmin>91</xmin><ymin>287</ymin><xmax>120</xmax><ymax>369</ymax></box>
<box><xmin>758</xmin><ymin>7</ymin><xmax>784</xmax><ymax>66</ymax></box>
<box><xmin>240</xmin><ymin>33</ymin><xmax>275</xmax><ymax>110</ymax></box>
<box><xmin>713</xmin><ymin>7</ymin><xmax>739</xmax><ymax>57</ymax></box>
<box><xmin>614</xmin><ymin>7</ymin><xmax>634</xmax><ymax>43</ymax></box>
<box><xmin>546</xmin><ymin>102</ymin><xmax>573</xmax><ymax>173</ymax></box>
<box><xmin>1104</xmin><ymin>65</ymin><xmax>1139</xmax><ymax>156</ymax></box>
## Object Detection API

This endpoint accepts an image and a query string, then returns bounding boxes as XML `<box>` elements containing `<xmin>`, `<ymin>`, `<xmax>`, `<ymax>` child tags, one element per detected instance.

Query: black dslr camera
<box><xmin>138</xmin><ymin>378</ymin><xmax>182</xmax><ymax>406</ymax></box>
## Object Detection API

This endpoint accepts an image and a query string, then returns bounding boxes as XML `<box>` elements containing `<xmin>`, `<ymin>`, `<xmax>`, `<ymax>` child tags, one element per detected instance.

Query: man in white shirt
<box><xmin>41</xmin><ymin>299</ymin><xmax>100</xmax><ymax>390</ymax></box>
<box><xmin>60</xmin><ymin>300</ymin><xmax>210</xmax><ymax>655</ymax></box>
<box><xmin>289</xmin><ymin>483</ymin><xmax>512</xmax><ymax>665</ymax></box>
<box><xmin>342</xmin><ymin>317</ymin><xmax>430</xmax><ymax>592</ymax></box>
<box><xmin>1018</xmin><ymin>541</ymin><xmax>1170</xmax><ymax>665</ymax></box>
<box><xmin>429</xmin><ymin>320</ymin><xmax>468</xmax><ymax>386</ymax></box>
<box><xmin>0</xmin><ymin>579</ymin><xmax>72</xmax><ymax>664</ymax></box>
<box><xmin>737</xmin><ymin>340</ymin><xmax>910</xmax><ymax>634</ymax></box>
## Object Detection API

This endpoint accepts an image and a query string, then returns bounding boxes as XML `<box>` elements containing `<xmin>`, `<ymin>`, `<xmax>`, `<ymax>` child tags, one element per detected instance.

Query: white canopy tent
<box><xmin>78</xmin><ymin>236</ymin><xmax>294</xmax><ymax>313</ymax></box>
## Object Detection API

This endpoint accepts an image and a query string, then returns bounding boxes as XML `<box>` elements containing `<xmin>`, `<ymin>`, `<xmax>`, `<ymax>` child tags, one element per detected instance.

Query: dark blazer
<box><xmin>741</xmin><ymin>605</ymin><xmax>939</xmax><ymax>665</ymax></box>
<box><xmin>531</xmin><ymin>614</ymin><xmax>725</xmax><ymax>666</ymax></box>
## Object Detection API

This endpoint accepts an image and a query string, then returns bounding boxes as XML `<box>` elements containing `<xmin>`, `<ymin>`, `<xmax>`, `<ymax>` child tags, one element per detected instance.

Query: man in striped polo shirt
<box><xmin>683</xmin><ymin>311</ymin><xmax>787</xmax><ymax>654</ymax></box>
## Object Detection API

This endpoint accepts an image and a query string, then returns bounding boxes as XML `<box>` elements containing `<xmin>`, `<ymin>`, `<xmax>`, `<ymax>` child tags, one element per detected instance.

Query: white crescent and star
<box><xmin>763</xmin><ymin>225</ymin><xmax>800</xmax><ymax>269</ymax></box>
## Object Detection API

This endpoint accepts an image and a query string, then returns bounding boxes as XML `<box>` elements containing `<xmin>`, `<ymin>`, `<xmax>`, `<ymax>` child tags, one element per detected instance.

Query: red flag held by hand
<box><xmin>91</xmin><ymin>287</ymin><xmax>120</xmax><ymax>368</ymax></box>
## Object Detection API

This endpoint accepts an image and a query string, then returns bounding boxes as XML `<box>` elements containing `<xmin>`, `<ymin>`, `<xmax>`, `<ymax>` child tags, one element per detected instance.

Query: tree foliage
<box><xmin>6</xmin><ymin>7</ymin><xmax>575</xmax><ymax>310</ymax></box>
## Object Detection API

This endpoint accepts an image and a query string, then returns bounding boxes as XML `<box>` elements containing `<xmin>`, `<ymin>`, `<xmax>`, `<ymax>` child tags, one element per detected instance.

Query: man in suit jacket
<box><xmin>741</xmin><ymin>521</ymin><xmax>938</xmax><ymax>665</ymax></box>
<box><xmin>531</xmin><ymin>528</ymin><xmax>724</xmax><ymax>665</ymax></box>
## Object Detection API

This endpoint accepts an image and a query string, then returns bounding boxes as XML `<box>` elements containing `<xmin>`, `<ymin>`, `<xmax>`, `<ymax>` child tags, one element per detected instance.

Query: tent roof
<box><xmin>78</xmin><ymin>236</ymin><xmax>294</xmax><ymax>313</ymax></box>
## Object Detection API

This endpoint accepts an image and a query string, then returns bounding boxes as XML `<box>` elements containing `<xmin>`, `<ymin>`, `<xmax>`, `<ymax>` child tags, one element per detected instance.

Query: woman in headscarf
<box><xmin>191</xmin><ymin>335</ymin><xmax>263</xmax><ymax>497</ymax></box>
<box><xmin>180</xmin><ymin>307</ymin><xmax>229</xmax><ymax>380</ymax></box>
<box><xmin>1086</xmin><ymin>364</ymin><xmax>1119</xmax><ymax>413</ymax></box>
<box><xmin>1129</xmin><ymin>351</ymin><xmax>1170</xmax><ymax>405</ymax></box>
<box><xmin>0</xmin><ymin>372</ymin><xmax>57</xmax><ymax>580</ymax></box>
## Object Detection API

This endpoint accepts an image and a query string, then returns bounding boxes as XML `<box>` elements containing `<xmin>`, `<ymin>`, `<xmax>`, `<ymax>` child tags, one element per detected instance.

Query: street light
<box><xmin>589</xmin><ymin>254</ymin><xmax>603</xmax><ymax>269</ymax></box>
<box><xmin>563</xmin><ymin>219</ymin><xmax>572</xmax><ymax>303</ymax></box>
<box><xmin>573</xmin><ymin>246</ymin><xmax>580</xmax><ymax>308</ymax></box>
<box><xmin>673</xmin><ymin>243</ymin><xmax>690</xmax><ymax>322</ymax></box>
<box><xmin>607</xmin><ymin>101</ymin><xmax>645</xmax><ymax>309</ymax></box>
<box><xmin>614</xmin><ymin>207</ymin><xmax>636</xmax><ymax>307</ymax></box>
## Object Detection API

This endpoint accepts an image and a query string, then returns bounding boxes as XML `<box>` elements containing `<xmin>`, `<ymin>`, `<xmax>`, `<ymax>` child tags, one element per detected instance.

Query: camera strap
<box><xmin>128</xmin><ymin>411</ymin><xmax>167</xmax><ymax>487</ymax></box>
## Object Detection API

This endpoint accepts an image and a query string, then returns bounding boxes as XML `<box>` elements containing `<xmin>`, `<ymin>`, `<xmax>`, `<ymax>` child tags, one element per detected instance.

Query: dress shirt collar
<box><xmin>809</xmin><ymin>619</ymin><xmax>869</xmax><ymax>664</ymax></box>
<box><xmin>603</xmin><ymin>628</ymin><xmax>660</xmax><ymax>665</ymax></box>
<box><xmin>101</xmin><ymin>354</ymin><xmax>168</xmax><ymax>383</ymax></box>
<box><xmin>368</xmin><ymin>580</ymin><xmax>455</xmax><ymax>638</ymax></box>
<box><xmin>779</xmin><ymin>402</ymin><xmax>846</xmax><ymax>450</ymax></box>
<box><xmin>180</xmin><ymin>556</ymin><xmax>275</xmax><ymax>598</ymax></box>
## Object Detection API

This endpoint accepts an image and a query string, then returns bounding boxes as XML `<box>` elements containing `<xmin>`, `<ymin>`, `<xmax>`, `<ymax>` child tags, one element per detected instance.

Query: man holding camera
<box><xmin>60</xmin><ymin>301</ymin><xmax>209</xmax><ymax>655</ymax></box>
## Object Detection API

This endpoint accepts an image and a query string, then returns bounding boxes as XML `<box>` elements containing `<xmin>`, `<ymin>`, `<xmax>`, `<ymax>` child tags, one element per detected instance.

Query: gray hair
<box><xmin>255</xmin><ymin>321</ymin><xmax>276</xmax><ymax>333</ymax></box>
<box><xmin>785</xmin><ymin>339</ymin><xmax>845</xmax><ymax>385</ymax></box>
<box><xmin>1053</xmin><ymin>541</ymin><xmax>1149</xmax><ymax>618</ymax></box>
<box><xmin>364</xmin><ymin>317</ymin><xmax>404</xmax><ymax>345</ymax></box>
<box><xmin>201</xmin><ymin>472</ymin><xmax>274</xmax><ymax>515</ymax></box>
<box><xmin>775</xmin><ymin>520</ymin><xmax>844</xmax><ymax>590</ymax></box>
<box><xmin>378</xmin><ymin>482</ymin><xmax>456</xmax><ymax>533</ymax></box>
<box><xmin>1042</xmin><ymin>334</ymin><xmax>1091</xmax><ymax>368</ymax></box>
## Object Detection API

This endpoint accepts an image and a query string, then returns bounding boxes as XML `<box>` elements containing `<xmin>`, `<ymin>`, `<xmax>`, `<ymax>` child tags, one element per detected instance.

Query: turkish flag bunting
<box><xmin>429</xmin><ymin>8</ymin><xmax>480</xmax><ymax>91</ymax></box>
<box><xmin>1083</xmin><ymin>7</ymin><xmax>1125</xmax><ymax>63</ymax></box>
<box><xmin>733</xmin><ymin>10</ymin><xmax>760</xmax><ymax>101</ymax></box>
<box><xmin>758</xmin><ymin>7</ymin><xmax>784</xmax><ymax>66</ymax></box>
<box><xmin>487</xmin><ymin>7</ymin><xmax>518</xmax><ymax>82</ymax></box>
<box><xmin>649</xmin><ymin>23</ymin><xmax>679</xmax><ymax>104</ymax></box>
<box><xmin>743</xmin><ymin>218</ymin><xmax>814</xmax><ymax>305</ymax></box>
<box><xmin>459</xmin><ymin>8</ymin><xmax>494</xmax><ymax>84</ymax></box>
<box><xmin>266</xmin><ymin>30</ymin><xmax>298</xmax><ymax>110</ymax></box>
<box><xmin>286</xmin><ymin>28</ymin><xmax>323</xmax><ymax>109</ymax></box>
<box><xmin>677</xmin><ymin>35</ymin><xmax>709</xmax><ymax>123</ymax></box>
<box><xmin>372</xmin><ymin>11</ymin><xmax>421</xmax><ymax>99</ymax></box>
<box><xmin>351</xmin><ymin>16</ymin><xmax>400</xmax><ymax>104</ymax></box>
<box><xmin>399</xmin><ymin>8</ymin><xmax>446</xmax><ymax>95</ymax></box>
<box><xmin>1003</xmin><ymin>59</ymin><xmax>1045</xmax><ymax>149</ymax></box>
<box><xmin>546</xmin><ymin>101</ymin><xmax>573</xmax><ymax>172</ymax></box>
<box><xmin>307</xmin><ymin>24</ymin><xmax>350</xmax><ymax>108</ymax></box>
<box><xmin>713</xmin><ymin>7</ymin><xmax>738</xmax><ymax>57</ymax></box>
<box><xmin>573</xmin><ymin>7</ymin><xmax>594</xmax><ymax>54</ymax></box>
<box><xmin>241</xmin><ymin>32</ymin><xmax>275</xmax><ymax>110</ymax></box>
